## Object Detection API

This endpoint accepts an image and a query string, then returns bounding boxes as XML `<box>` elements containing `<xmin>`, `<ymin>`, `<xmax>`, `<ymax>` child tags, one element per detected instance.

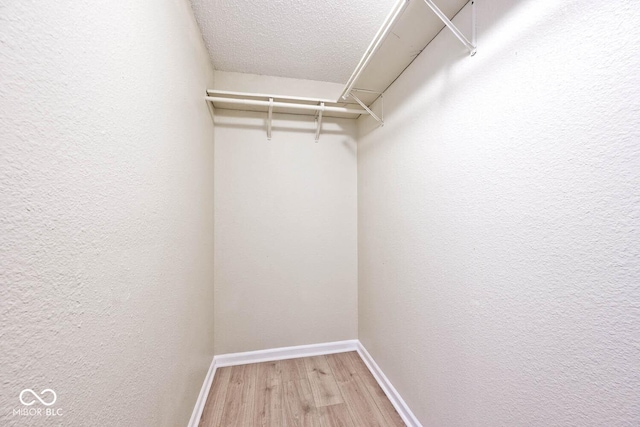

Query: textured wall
<box><xmin>0</xmin><ymin>0</ymin><xmax>216</xmax><ymax>426</ymax></box>
<box><xmin>358</xmin><ymin>1</ymin><xmax>640</xmax><ymax>426</ymax></box>
<box><xmin>214</xmin><ymin>109</ymin><xmax>357</xmax><ymax>354</ymax></box>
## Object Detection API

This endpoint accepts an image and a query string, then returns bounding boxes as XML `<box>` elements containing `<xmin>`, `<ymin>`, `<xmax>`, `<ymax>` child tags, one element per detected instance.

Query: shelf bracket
<box><xmin>315</xmin><ymin>102</ymin><xmax>324</xmax><ymax>142</ymax></box>
<box><xmin>423</xmin><ymin>0</ymin><xmax>477</xmax><ymax>56</ymax></box>
<box><xmin>267</xmin><ymin>97</ymin><xmax>273</xmax><ymax>140</ymax></box>
<box><xmin>349</xmin><ymin>92</ymin><xmax>383</xmax><ymax>126</ymax></box>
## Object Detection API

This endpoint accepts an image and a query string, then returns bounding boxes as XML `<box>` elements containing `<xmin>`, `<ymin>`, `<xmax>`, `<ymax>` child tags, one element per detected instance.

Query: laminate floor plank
<box><xmin>199</xmin><ymin>352</ymin><xmax>405</xmax><ymax>426</ymax></box>
<box><xmin>253</xmin><ymin>382</ymin><xmax>283</xmax><ymax>426</ymax></box>
<box><xmin>337</xmin><ymin>374</ymin><xmax>389</xmax><ymax>427</ymax></box>
<box><xmin>317</xmin><ymin>403</ymin><xmax>356</xmax><ymax>427</ymax></box>
<box><xmin>283</xmin><ymin>379</ymin><xmax>321</xmax><ymax>427</ymax></box>
<box><xmin>219</xmin><ymin>363</ymin><xmax>257</xmax><ymax>426</ymax></box>
<box><xmin>325</xmin><ymin>352</ymin><xmax>358</xmax><ymax>383</ymax></box>
<box><xmin>277</xmin><ymin>357</ymin><xmax>308</xmax><ymax>383</ymax></box>
<box><xmin>357</xmin><ymin>373</ymin><xmax>405</xmax><ymax>426</ymax></box>
<box><xmin>304</xmin><ymin>355</ymin><xmax>343</xmax><ymax>407</ymax></box>
<box><xmin>199</xmin><ymin>366</ymin><xmax>231</xmax><ymax>427</ymax></box>
<box><xmin>254</xmin><ymin>361</ymin><xmax>284</xmax><ymax>426</ymax></box>
<box><xmin>256</xmin><ymin>360</ymin><xmax>282</xmax><ymax>388</ymax></box>
<box><xmin>348</xmin><ymin>354</ymin><xmax>405</xmax><ymax>426</ymax></box>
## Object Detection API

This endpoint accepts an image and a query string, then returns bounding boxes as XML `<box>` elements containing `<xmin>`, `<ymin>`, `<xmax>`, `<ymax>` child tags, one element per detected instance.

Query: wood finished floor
<box><xmin>199</xmin><ymin>351</ymin><xmax>405</xmax><ymax>426</ymax></box>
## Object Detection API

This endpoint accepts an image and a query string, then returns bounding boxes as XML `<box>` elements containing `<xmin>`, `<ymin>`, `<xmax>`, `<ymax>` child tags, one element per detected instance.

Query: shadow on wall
<box><xmin>358</xmin><ymin>0</ymin><xmax>558</xmax><ymax>139</ymax></box>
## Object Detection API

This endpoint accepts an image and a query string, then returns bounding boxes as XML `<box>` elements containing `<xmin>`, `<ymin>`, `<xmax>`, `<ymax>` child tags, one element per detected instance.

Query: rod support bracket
<box><xmin>423</xmin><ymin>0</ymin><xmax>477</xmax><ymax>55</ymax></box>
<box><xmin>267</xmin><ymin>98</ymin><xmax>273</xmax><ymax>140</ymax></box>
<box><xmin>349</xmin><ymin>92</ymin><xmax>383</xmax><ymax>126</ymax></box>
<box><xmin>315</xmin><ymin>102</ymin><xmax>325</xmax><ymax>142</ymax></box>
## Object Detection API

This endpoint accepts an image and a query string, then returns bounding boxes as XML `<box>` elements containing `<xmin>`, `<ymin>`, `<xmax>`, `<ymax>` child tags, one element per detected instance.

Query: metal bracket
<box><xmin>423</xmin><ymin>0</ymin><xmax>477</xmax><ymax>56</ymax></box>
<box><xmin>267</xmin><ymin>97</ymin><xmax>273</xmax><ymax>140</ymax></box>
<box><xmin>349</xmin><ymin>92</ymin><xmax>383</xmax><ymax>126</ymax></box>
<box><xmin>315</xmin><ymin>102</ymin><xmax>324</xmax><ymax>142</ymax></box>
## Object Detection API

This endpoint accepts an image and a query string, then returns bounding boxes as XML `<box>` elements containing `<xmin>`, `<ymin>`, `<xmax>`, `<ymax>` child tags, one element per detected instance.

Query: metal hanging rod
<box><xmin>205</xmin><ymin>96</ymin><xmax>366</xmax><ymax>115</ymax></box>
<box><xmin>207</xmin><ymin>89</ymin><xmax>337</xmax><ymax>105</ymax></box>
<box><xmin>205</xmin><ymin>93</ymin><xmax>379</xmax><ymax>141</ymax></box>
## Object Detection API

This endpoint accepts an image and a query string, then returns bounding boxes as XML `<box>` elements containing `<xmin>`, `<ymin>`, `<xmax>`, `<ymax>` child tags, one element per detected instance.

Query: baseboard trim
<box><xmin>188</xmin><ymin>339</ymin><xmax>422</xmax><ymax>427</ymax></box>
<box><xmin>356</xmin><ymin>341</ymin><xmax>423</xmax><ymax>427</ymax></box>
<box><xmin>214</xmin><ymin>339</ymin><xmax>359</xmax><ymax>367</ymax></box>
<box><xmin>187</xmin><ymin>340</ymin><xmax>357</xmax><ymax>426</ymax></box>
<box><xmin>187</xmin><ymin>356</ymin><xmax>217</xmax><ymax>427</ymax></box>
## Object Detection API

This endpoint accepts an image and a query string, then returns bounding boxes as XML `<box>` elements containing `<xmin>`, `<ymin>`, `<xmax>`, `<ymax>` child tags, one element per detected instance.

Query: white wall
<box><xmin>0</xmin><ymin>1</ymin><xmax>216</xmax><ymax>426</ymax></box>
<box><xmin>214</xmin><ymin>70</ymin><xmax>344</xmax><ymax>100</ymax></box>
<box><xmin>358</xmin><ymin>1</ymin><xmax>640</xmax><ymax>426</ymax></box>
<box><xmin>214</xmin><ymin>109</ymin><xmax>357</xmax><ymax>354</ymax></box>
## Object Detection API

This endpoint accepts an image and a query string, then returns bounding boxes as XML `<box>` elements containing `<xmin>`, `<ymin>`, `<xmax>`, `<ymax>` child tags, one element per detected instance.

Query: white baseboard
<box><xmin>187</xmin><ymin>356</ymin><xmax>217</xmax><ymax>427</ymax></box>
<box><xmin>187</xmin><ymin>339</ymin><xmax>421</xmax><ymax>427</ymax></box>
<box><xmin>356</xmin><ymin>342</ymin><xmax>423</xmax><ymax>427</ymax></box>
<box><xmin>214</xmin><ymin>339</ymin><xmax>359</xmax><ymax>367</ymax></box>
<box><xmin>187</xmin><ymin>340</ymin><xmax>357</xmax><ymax>427</ymax></box>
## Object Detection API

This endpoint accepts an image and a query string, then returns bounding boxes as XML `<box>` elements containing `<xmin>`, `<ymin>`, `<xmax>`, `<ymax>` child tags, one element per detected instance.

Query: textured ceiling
<box><xmin>189</xmin><ymin>0</ymin><xmax>396</xmax><ymax>83</ymax></box>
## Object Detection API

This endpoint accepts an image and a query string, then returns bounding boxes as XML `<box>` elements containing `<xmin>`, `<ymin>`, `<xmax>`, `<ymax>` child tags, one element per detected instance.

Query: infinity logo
<box><xmin>19</xmin><ymin>389</ymin><xmax>57</xmax><ymax>406</ymax></box>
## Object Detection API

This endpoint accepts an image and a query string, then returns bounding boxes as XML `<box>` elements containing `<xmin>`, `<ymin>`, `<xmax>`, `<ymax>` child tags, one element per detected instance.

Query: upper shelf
<box><xmin>205</xmin><ymin>0</ymin><xmax>476</xmax><ymax>140</ymax></box>
<box><xmin>205</xmin><ymin>89</ymin><xmax>364</xmax><ymax>119</ymax></box>
<box><xmin>340</xmin><ymin>0</ymin><xmax>473</xmax><ymax>106</ymax></box>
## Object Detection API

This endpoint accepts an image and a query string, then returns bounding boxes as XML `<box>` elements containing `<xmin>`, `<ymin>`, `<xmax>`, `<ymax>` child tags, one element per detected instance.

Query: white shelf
<box><xmin>205</xmin><ymin>90</ymin><xmax>362</xmax><ymax>120</ymax></box>
<box><xmin>341</xmin><ymin>0</ymin><xmax>473</xmax><ymax>106</ymax></box>
<box><xmin>205</xmin><ymin>0</ymin><xmax>476</xmax><ymax>139</ymax></box>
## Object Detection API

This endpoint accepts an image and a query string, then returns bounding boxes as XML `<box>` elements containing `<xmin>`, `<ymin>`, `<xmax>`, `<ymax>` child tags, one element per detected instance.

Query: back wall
<box><xmin>213</xmin><ymin>109</ymin><xmax>358</xmax><ymax>354</ymax></box>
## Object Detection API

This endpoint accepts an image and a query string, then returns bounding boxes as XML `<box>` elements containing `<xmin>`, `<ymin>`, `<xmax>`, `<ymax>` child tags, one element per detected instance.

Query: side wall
<box><xmin>214</xmin><ymin>109</ymin><xmax>358</xmax><ymax>354</ymax></box>
<box><xmin>0</xmin><ymin>0</ymin><xmax>216</xmax><ymax>425</ymax></box>
<box><xmin>358</xmin><ymin>1</ymin><xmax>640</xmax><ymax>426</ymax></box>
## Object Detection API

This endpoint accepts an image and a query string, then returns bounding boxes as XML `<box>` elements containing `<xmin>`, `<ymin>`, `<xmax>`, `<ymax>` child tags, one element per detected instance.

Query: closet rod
<box><xmin>205</xmin><ymin>97</ymin><xmax>366</xmax><ymax>115</ymax></box>
<box><xmin>207</xmin><ymin>89</ymin><xmax>337</xmax><ymax>105</ymax></box>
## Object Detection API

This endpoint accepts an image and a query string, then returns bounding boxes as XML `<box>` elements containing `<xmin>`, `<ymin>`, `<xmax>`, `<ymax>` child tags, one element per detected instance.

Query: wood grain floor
<box><xmin>199</xmin><ymin>351</ymin><xmax>405</xmax><ymax>426</ymax></box>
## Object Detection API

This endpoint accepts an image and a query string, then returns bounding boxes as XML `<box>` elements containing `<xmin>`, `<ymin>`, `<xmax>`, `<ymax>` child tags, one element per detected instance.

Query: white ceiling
<box><xmin>189</xmin><ymin>0</ymin><xmax>397</xmax><ymax>83</ymax></box>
